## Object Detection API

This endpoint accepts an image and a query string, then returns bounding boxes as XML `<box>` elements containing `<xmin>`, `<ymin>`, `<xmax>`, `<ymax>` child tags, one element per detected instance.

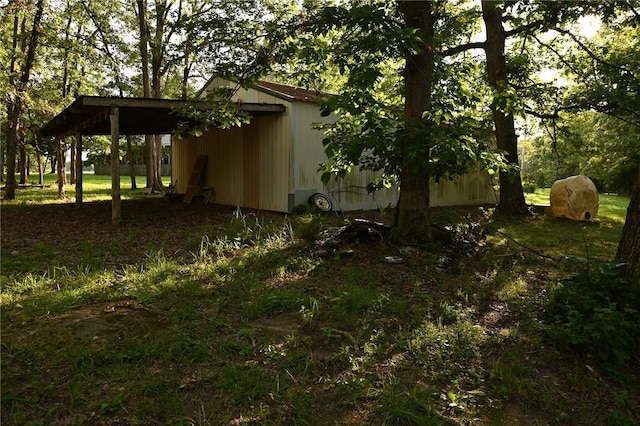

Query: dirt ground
<box><xmin>1</xmin><ymin>197</ymin><xmax>282</xmax><ymax>272</ymax></box>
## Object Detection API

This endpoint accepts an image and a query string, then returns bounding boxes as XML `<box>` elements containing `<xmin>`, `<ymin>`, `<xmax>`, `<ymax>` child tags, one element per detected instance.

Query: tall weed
<box><xmin>543</xmin><ymin>259</ymin><xmax>640</xmax><ymax>374</ymax></box>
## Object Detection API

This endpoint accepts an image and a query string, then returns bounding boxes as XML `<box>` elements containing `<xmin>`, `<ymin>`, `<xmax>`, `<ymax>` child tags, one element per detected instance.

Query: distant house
<box><xmin>171</xmin><ymin>78</ymin><xmax>497</xmax><ymax>213</ymax></box>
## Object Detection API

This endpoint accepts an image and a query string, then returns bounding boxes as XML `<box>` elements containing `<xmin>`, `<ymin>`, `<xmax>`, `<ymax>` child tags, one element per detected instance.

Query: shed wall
<box><xmin>172</xmin><ymin>112</ymin><xmax>291</xmax><ymax>212</ymax></box>
<box><xmin>203</xmin><ymin>78</ymin><xmax>285</xmax><ymax>105</ymax></box>
<box><xmin>176</xmin><ymin>77</ymin><xmax>498</xmax><ymax>213</ymax></box>
<box><xmin>255</xmin><ymin>111</ymin><xmax>291</xmax><ymax>212</ymax></box>
<box><xmin>430</xmin><ymin>167</ymin><xmax>498</xmax><ymax>207</ymax></box>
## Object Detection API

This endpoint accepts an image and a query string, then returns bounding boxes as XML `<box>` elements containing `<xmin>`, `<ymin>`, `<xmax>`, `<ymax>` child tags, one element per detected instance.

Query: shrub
<box><xmin>522</xmin><ymin>181</ymin><xmax>537</xmax><ymax>194</ymax></box>
<box><xmin>543</xmin><ymin>259</ymin><xmax>640</xmax><ymax>374</ymax></box>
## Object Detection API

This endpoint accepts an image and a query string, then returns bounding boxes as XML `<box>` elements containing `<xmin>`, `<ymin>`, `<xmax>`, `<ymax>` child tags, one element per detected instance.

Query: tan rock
<box><xmin>550</xmin><ymin>175</ymin><xmax>599</xmax><ymax>221</ymax></box>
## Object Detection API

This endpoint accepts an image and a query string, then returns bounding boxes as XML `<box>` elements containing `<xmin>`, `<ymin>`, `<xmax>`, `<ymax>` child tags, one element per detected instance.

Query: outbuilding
<box><xmin>172</xmin><ymin>78</ymin><xmax>498</xmax><ymax>213</ymax></box>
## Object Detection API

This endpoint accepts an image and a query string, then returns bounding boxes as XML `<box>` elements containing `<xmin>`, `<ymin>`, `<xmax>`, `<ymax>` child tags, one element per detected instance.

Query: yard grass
<box><xmin>3</xmin><ymin>172</ymin><xmax>172</xmax><ymax>204</ymax></box>
<box><xmin>499</xmin><ymin>189</ymin><xmax>630</xmax><ymax>260</ymax></box>
<box><xmin>1</xmin><ymin>183</ymin><xmax>638</xmax><ymax>425</ymax></box>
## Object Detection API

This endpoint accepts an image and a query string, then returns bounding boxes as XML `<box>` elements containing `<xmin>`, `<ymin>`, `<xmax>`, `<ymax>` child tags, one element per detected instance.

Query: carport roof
<box><xmin>40</xmin><ymin>95</ymin><xmax>286</xmax><ymax>139</ymax></box>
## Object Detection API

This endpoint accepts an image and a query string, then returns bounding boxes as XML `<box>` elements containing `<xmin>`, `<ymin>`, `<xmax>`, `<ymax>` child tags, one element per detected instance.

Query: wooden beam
<box><xmin>58</xmin><ymin>108</ymin><xmax>110</xmax><ymax>140</ymax></box>
<box><xmin>81</xmin><ymin>96</ymin><xmax>287</xmax><ymax>113</ymax></box>
<box><xmin>75</xmin><ymin>132</ymin><xmax>83</xmax><ymax>208</ymax></box>
<box><xmin>40</xmin><ymin>96</ymin><xmax>288</xmax><ymax>138</ymax></box>
<box><xmin>82</xmin><ymin>96</ymin><xmax>190</xmax><ymax>109</ymax></box>
<box><xmin>110</xmin><ymin>107</ymin><xmax>121</xmax><ymax>225</ymax></box>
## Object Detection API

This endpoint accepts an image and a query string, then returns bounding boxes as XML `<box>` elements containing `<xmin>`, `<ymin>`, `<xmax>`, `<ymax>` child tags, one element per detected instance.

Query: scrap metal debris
<box><xmin>315</xmin><ymin>219</ymin><xmax>391</xmax><ymax>256</ymax></box>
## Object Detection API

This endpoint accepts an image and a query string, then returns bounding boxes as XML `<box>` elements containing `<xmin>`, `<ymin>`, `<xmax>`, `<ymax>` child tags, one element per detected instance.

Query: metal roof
<box><xmin>40</xmin><ymin>96</ymin><xmax>285</xmax><ymax>139</ymax></box>
<box><xmin>255</xmin><ymin>81</ymin><xmax>330</xmax><ymax>104</ymax></box>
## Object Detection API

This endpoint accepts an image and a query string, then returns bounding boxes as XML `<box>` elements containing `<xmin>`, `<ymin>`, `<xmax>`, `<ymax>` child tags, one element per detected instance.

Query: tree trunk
<box><xmin>155</xmin><ymin>134</ymin><xmax>164</xmax><ymax>187</ymax></box>
<box><xmin>36</xmin><ymin>143</ymin><xmax>43</xmax><ymax>185</ymax></box>
<box><xmin>148</xmin><ymin>1</ymin><xmax>166</xmax><ymax>192</ymax></box>
<box><xmin>0</xmin><ymin>128</ymin><xmax>4</xmax><ymax>183</ymax></box>
<box><xmin>4</xmin><ymin>1</ymin><xmax>44</xmax><ymax>199</ymax></box>
<box><xmin>5</xmin><ymin>103</ymin><xmax>19</xmax><ymax>198</ymax></box>
<box><xmin>70</xmin><ymin>137</ymin><xmax>76</xmax><ymax>185</ymax></box>
<box><xmin>5</xmin><ymin>13</ymin><xmax>21</xmax><ymax>199</ymax></box>
<box><xmin>482</xmin><ymin>0</ymin><xmax>529</xmax><ymax>216</ymax></box>
<box><xmin>18</xmin><ymin>125</ymin><xmax>28</xmax><ymax>185</ymax></box>
<box><xmin>137</xmin><ymin>0</ymin><xmax>151</xmax><ymax>185</ymax></box>
<box><xmin>616</xmin><ymin>169</ymin><xmax>640</xmax><ymax>280</ymax></box>
<box><xmin>126</xmin><ymin>135</ymin><xmax>137</xmax><ymax>189</ymax></box>
<box><xmin>56</xmin><ymin>140</ymin><xmax>66</xmax><ymax>199</ymax></box>
<box><xmin>33</xmin><ymin>136</ymin><xmax>45</xmax><ymax>185</ymax></box>
<box><xmin>137</xmin><ymin>0</ymin><xmax>164</xmax><ymax>191</ymax></box>
<box><xmin>395</xmin><ymin>0</ymin><xmax>435</xmax><ymax>242</ymax></box>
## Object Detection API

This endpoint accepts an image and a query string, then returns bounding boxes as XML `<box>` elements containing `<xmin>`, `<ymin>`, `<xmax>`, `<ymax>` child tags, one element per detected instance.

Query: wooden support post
<box><xmin>75</xmin><ymin>132</ymin><xmax>83</xmax><ymax>208</ymax></box>
<box><xmin>110</xmin><ymin>107</ymin><xmax>121</xmax><ymax>225</ymax></box>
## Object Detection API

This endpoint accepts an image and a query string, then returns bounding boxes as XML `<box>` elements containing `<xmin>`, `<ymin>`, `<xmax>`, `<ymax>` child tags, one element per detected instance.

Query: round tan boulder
<box><xmin>550</xmin><ymin>175</ymin><xmax>599</xmax><ymax>221</ymax></box>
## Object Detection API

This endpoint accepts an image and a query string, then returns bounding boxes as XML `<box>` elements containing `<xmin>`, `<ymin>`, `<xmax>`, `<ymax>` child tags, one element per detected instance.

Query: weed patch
<box><xmin>543</xmin><ymin>259</ymin><xmax>640</xmax><ymax>375</ymax></box>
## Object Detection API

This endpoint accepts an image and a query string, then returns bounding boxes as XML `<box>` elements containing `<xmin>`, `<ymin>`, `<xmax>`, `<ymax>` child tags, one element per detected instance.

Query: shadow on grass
<box><xmin>1</xmin><ymin>205</ymin><xmax>638</xmax><ymax>425</ymax></box>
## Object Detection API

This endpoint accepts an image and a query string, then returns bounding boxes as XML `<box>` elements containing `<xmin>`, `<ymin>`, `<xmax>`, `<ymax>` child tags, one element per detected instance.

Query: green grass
<box><xmin>509</xmin><ymin>189</ymin><xmax>631</xmax><ymax>259</ymax></box>
<box><xmin>525</xmin><ymin>188</ymin><xmax>629</xmax><ymax>224</ymax></box>
<box><xmin>3</xmin><ymin>172</ymin><xmax>171</xmax><ymax>204</ymax></box>
<box><xmin>1</xmin><ymin>185</ymin><xmax>638</xmax><ymax>426</ymax></box>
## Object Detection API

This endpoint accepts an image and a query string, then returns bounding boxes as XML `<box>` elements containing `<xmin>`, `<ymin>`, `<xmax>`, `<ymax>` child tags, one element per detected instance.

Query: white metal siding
<box><xmin>430</xmin><ymin>167</ymin><xmax>498</xmax><ymax>207</ymax></box>
<box><xmin>255</xmin><ymin>112</ymin><xmax>290</xmax><ymax>212</ymax></box>
<box><xmin>203</xmin><ymin>78</ymin><xmax>284</xmax><ymax>105</ymax></box>
<box><xmin>174</xmin><ymin>77</ymin><xmax>499</xmax><ymax>213</ymax></box>
<box><xmin>288</xmin><ymin>102</ymin><xmax>400</xmax><ymax>211</ymax></box>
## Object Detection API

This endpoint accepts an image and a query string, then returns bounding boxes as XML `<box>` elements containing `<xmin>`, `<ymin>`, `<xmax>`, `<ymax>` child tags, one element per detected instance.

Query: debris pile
<box><xmin>315</xmin><ymin>219</ymin><xmax>391</xmax><ymax>256</ymax></box>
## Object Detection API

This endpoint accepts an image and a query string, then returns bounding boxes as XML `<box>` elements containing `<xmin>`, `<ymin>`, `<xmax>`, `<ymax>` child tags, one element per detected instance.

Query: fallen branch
<box><xmin>491</xmin><ymin>229</ymin><xmax>559</xmax><ymax>261</ymax></box>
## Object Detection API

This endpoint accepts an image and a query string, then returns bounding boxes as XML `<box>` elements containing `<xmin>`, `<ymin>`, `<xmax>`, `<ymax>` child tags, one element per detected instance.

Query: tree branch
<box><xmin>504</xmin><ymin>19</ymin><xmax>546</xmax><ymax>38</ymax></box>
<box><xmin>552</xmin><ymin>27</ymin><xmax>635</xmax><ymax>77</ymax></box>
<box><xmin>492</xmin><ymin>229</ymin><xmax>560</xmax><ymax>261</ymax></box>
<box><xmin>440</xmin><ymin>19</ymin><xmax>545</xmax><ymax>58</ymax></box>
<box><xmin>524</xmin><ymin>108</ymin><xmax>560</xmax><ymax>120</ymax></box>
<box><xmin>441</xmin><ymin>41</ymin><xmax>484</xmax><ymax>57</ymax></box>
<box><xmin>530</xmin><ymin>33</ymin><xmax>586</xmax><ymax>79</ymax></box>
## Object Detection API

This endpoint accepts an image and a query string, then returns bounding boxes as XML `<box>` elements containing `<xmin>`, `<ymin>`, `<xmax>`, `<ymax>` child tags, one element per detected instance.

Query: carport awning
<box><xmin>40</xmin><ymin>95</ymin><xmax>286</xmax><ymax>139</ymax></box>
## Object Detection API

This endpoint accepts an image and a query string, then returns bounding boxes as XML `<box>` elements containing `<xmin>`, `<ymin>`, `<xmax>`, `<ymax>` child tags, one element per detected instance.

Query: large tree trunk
<box><xmin>482</xmin><ymin>0</ymin><xmax>529</xmax><ymax>216</ymax></box>
<box><xmin>137</xmin><ymin>0</ymin><xmax>153</xmax><ymax>190</ymax></box>
<box><xmin>4</xmin><ymin>0</ymin><xmax>45</xmax><ymax>200</ymax></box>
<box><xmin>395</xmin><ymin>0</ymin><xmax>435</xmax><ymax>243</ymax></box>
<box><xmin>5</xmin><ymin>104</ymin><xmax>19</xmax><ymax>198</ymax></box>
<box><xmin>0</xmin><ymin>129</ymin><xmax>4</xmax><ymax>183</ymax></box>
<box><xmin>616</xmin><ymin>169</ymin><xmax>640</xmax><ymax>280</ymax></box>
<box><xmin>5</xmin><ymin>13</ymin><xmax>21</xmax><ymax>199</ymax></box>
<box><xmin>136</xmin><ymin>0</ymin><xmax>164</xmax><ymax>191</ymax></box>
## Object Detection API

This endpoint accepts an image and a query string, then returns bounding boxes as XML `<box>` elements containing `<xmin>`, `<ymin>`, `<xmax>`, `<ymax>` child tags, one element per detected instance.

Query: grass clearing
<box><xmin>4</xmin><ymin>172</ymin><xmax>172</xmax><ymax>205</ymax></box>
<box><xmin>1</xmin><ymin>183</ymin><xmax>638</xmax><ymax>425</ymax></box>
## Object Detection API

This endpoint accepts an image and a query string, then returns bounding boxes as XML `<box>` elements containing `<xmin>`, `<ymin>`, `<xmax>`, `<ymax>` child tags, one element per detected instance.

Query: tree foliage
<box><xmin>286</xmin><ymin>1</ymin><xmax>513</xmax><ymax>239</ymax></box>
